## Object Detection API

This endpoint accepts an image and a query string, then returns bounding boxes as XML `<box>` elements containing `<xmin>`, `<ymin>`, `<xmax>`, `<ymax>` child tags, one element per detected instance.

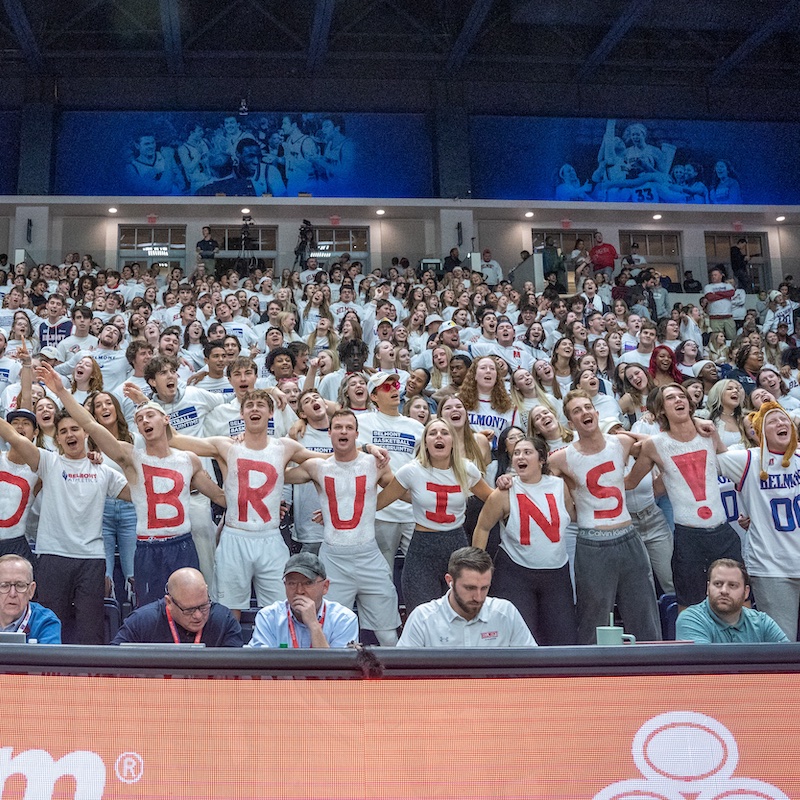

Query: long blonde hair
<box><xmin>436</xmin><ymin>395</ymin><xmax>489</xmax><ymax>471</ymax></box>
<box><xmin>415</xmin><ymin>418</ymin><xmax>473</xmax><ymax>490</ymax></box>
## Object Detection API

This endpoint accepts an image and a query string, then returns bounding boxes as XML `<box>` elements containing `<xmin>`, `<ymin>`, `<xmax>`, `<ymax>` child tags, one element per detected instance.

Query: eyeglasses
<box><xmin>0</xmin><ymin>582</ymin><xmax>31</xmax><ymax>594</ymax></box>
<box><xmin>167</xmin><ymin>596</ymin><xmax>211</xmax><ymax>616</ymax></box>
<box><xmin>378</xmin><ymin>380</ymin><xmax>400</xmax><ymax>392</ymax></box>
<box><xmin>283</xmin><ymin>577</ymin><xmax>323</xmax><ymax>590</ymax></box>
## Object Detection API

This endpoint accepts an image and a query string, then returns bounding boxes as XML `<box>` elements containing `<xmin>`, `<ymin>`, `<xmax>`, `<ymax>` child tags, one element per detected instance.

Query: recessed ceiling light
<box><xmin>108</xmin><ymin>207</ymin><xmax>118</xmax><ymax>213</ymax></box>
<box><xmin>776</xmin><ymin>215</ymin><xmax>786</xmax><ymax>222</ymax></box>
<box><xmin>241</xmin><ymin>208</ymin><xmax>250</xmax><ymax>214</ymax></box>
<box><xmin>653</xmin><ymin>214</ymin><xmax>662</xmax><ymax>220</ymax></box>
<box><xmin>376</xmin><ymin>209</ymin><xmax>385</xmax><ymax>216</ymax></box>
<box><xmin>525</xmin><ymin>211</ymin><xmax>534</xmax><ymax>218</ymax></box>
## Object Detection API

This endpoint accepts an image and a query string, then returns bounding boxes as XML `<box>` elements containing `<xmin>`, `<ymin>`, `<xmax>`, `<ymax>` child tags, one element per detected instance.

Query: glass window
<box><xmin>619</xmin><ymin>230</ymin><xmax>684</xmax><ymax>286</ymax></box>
<box><xmin>704</xmin><ymin>232</ymin><xmax>769</xmax><ymax>291</ymax></box>
<box><xmin>118</xmin><ymin>227</ymin><xmax>137</xmax><ymax>249</ymax></box>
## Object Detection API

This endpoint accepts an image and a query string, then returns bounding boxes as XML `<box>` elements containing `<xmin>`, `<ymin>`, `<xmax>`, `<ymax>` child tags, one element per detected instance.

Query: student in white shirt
<box><xmin>377</xmin><ymin>418</ymin><xmax>492</xmax><ymax>613</ymax></box>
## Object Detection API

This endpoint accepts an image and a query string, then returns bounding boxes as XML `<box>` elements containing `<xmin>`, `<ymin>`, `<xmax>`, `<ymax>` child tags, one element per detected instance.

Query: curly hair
<box><xmin>457</xmin><ymin>356</ymin><xmax>512</xmax><ymax>414</ymax></box>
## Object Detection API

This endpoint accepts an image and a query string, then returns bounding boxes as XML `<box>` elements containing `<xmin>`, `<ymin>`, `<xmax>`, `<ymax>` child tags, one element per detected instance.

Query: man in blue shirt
<box><xmin>0</xmin><ymin>555</ymin><xmax>61</xmax><ymax>644</ymax></box>
<box><xmin>248</xmin><ymin>553</ymin><xmax>358</xmax><ymax>648</ymax></box>
<box><xmin>676</xmin><ymin>559</ymin><xmax>788</xmax><ymax>644</ymax></box>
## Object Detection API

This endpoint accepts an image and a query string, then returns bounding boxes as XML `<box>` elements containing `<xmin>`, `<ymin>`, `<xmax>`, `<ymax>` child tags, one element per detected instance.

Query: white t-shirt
<box><xmin>467</xmin><ymin>397</ymin><xmax>517</xmax><ymax>448</ymax></box>
<box><xmin>718</xmin><ymin>448</ymin><xmax>800</xmax><ymax>577</ymax></box>
<box><xmin>0</xmin><ymin>454</ymin><xmax>38</xmax><ymax>541</ymax></box>
<box><xmin>503</xmin><ymin>475</ymin><xmax>569</xmax><ymax>569</ymax></box>
<box><xmin>313</xmin><ymin>452</ymin><xmax>378</xmax><ymax>547</ymax></box>
<box><xmin>651</xmin><ymin>433</ymin><xmax>726</xmax><ymax>529</ymax></box>
<box><xmin>357</xmin><ymin>412</ymin><xmax>423</xmax><ymax>524</ymax></box>
<box><xmin>565</xmin><ymin>435</ymin><xmax>632</xmax><ymax>530</ymax></box>
<box><xmin>224</xmin><ymin>439</ymin><xmax>285</xmax><ymax>534</ymax></box>
<box><xmin>394</xmin><ymin>460</ymin><xmax>481</xmax><ymax>530</ymax></box>
<box><xmin>36</xmin><ymin>450</ymin><xmax>126</xmax><ymax>558</ymax></box>
<box><xmin>293</xmin><ymin>425</ymin><xmax>333</xmax><ymax>544</ymax></box>
<box><xmin>129</xmin><ymin>448</ymin><xmax>194</xmax><ymax>538</ymax></box>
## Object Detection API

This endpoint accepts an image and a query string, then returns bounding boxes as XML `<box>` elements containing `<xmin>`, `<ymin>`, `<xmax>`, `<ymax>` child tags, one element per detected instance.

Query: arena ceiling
<box><xmin>1</xmin><ymin>0</ymin><xmax>799</xmax><ymax>117</ymax></box>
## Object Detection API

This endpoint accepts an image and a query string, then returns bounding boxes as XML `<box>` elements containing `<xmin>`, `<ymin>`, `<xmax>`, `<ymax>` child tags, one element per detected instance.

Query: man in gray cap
<box><xmin>248</xmin><ymin>553</ymin><xmax>358</xmax><ymax>648</ymax></box>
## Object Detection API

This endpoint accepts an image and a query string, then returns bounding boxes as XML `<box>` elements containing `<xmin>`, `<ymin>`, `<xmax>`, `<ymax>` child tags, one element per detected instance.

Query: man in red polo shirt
<box><xmin>589</xmin><ymin>232</ymin><xmax>618</xmax><ymax>282</ymax></box>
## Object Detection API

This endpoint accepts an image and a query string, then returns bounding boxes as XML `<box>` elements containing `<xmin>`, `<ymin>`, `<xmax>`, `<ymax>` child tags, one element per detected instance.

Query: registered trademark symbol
<box><xmin>115</xmin><ymin>752</ymin><xmax>144</xmax><ymax>784</ymax></box>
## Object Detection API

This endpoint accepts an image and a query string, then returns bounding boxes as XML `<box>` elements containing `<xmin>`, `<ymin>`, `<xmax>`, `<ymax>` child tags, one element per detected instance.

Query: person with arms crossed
<box><xmin>112</xmin><ymin>567</ymin><xmax>242</xmax><ymax>647</ymax></box>
<box><xmin>248</xmin><ymin>553</ymin><xmax>359</xmax><ymax>648</ymax></box>
<box><xmin>397</xmin><ymin>547</ymin><xmax>536</xmax><ymax>647</ymax></box>
<box><xmin>0</xmin><ymin>555</ymin><xmax>61</xmax><ymax>643</ymax></box>
<box><xmin>286</xmin><ymin>409</ymin><xmax>400</xmax><ymax>646</ymax></box>
<box><xmin>676</xmin><ymin>559</ymin><xmax>788</xmax><ymax>643</ymax></box>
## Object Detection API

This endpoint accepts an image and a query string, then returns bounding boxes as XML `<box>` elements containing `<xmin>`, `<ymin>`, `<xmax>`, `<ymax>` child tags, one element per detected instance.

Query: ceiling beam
<box><xmin>159</xmin><ymin>0</ymin><xmax>183</xmax><ymax>74</ymax></box>
<box><xmin>575</xmin><ymin>0</ymin><xmax>654</xmax><ymax>82</ymax></box>
<box><xmin>307</xmin><ymin>0</ymin><xmax>335</xmax><ymax>72</ymax></box>
<box><xmin>3</xmin><ymin>0</ymin><xmax>43</xmax><ymax>71</ymax></box>
<box><xmin>444</xmin><ymin>0</ymin><xmax>493</xmax><ymax>72</ymax></box>
<box><xmin>710</xmin><ymin>0</ymin><xmax>800</xmax><ymax>83</ymax></box>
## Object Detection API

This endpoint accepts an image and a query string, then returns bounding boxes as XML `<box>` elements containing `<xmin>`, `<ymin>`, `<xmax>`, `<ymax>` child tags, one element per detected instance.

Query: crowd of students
<box><xmin>1</xmin><ymin>241</ymin><xmax>799</xmax><ymax>646</ymax></box>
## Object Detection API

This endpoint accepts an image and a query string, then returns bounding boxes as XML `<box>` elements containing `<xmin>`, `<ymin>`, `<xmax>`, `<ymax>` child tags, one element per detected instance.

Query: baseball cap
<box><xmin>598</xmin><ymin>417</ymin><xmax>624</xmax><ymax>435</ymax></box>
<box><xmin>377</xmin><ymin>317</ymin><xmax>394</xmax><ymax>327</ymax></box>
<box><xmin>134</xmin><ymin>400</ymin><xmax>168</xmax><ymax>419</ymax></box>
<box><xmin>438</xmin><ymin>320</ymin><xmax>459</xmax><ymax>332</ymax></box>
<box><xmin>6</xmin><ymin>409</ymin><xmax>37</xmax><ymax>428</ymax></box>
<box><xmin>368</xmin><ymin>372</ymin><xmax>400</xmax><ymax>393</ymax></box>
<box><xmin>283</xmin><ymin>553</ymin><xmax>326</xmax><ymax>581</ymax></box>
<box><xmin>425</xmin><ymin>314</ymin><xmax>444</xmax><ymax>328</ymax></box>
<box><xmin>39</xmin><ymin>346</ymin><xmax>60</xmax><ymax>360</ymax></box>
<box><xmin>0</xmin><ymin>327</ymin><xmax>7</xmax><ymax>340</ymax></box>
<box><xmin>768</xmin><ymin>290</ymin><xmax>782</xmax><ymax>302</ymax></box>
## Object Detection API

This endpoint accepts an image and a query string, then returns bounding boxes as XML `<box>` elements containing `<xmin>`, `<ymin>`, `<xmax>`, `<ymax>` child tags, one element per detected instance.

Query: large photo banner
<box><xmin>0</xmin><ymin>112</ymin><xmax>20</xmax><ymax>195</ymax></box>
<box><xmin>470</xmin><ymin>116</ymin><xmax>800</xmax><ymax>205</ymax></box>
<box><xmin>1</xmin><ymin>672</ymin><xmax>797</xmax><ymax>798</ymax></box>
<box><xmin>54</xmin><ymin>111</ymin><xmax>434</xmax><ymax>198</ymax></box>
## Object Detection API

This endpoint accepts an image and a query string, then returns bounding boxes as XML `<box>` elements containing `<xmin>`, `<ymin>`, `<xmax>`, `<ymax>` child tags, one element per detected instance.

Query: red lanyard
<box><xmin>16</xmin><ymin>604</ymin><xmax>32</xmax><ymax>635</ymax></box>
<box><xmin>165</xmin><ymin>604</ymin><xmax>203</xmax><ymax>644</ymax></box>
<box><xmin>286</xmin><ymin>601</ymin><xmax>326</xmax><ymax>648</ymax></box>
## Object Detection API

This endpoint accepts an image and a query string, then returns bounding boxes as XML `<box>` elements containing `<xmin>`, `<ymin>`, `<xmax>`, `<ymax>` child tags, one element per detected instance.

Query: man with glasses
<box><xmin>0</xmin><ymin>555</ymin><xmax>61</xmax><ymax>643</ymax></box>
<box><xmin>248</xmin><ymin>553</ymin><xmax>358</xmax><ymax>648</ymax></box>
<box><xmin>111</xmin><ymin>567</ymin><xmax>242</xmax><ymax>646</ymax></box>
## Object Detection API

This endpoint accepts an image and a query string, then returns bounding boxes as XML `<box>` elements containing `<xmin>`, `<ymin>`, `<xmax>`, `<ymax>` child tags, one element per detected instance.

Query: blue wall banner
<box><xmin>0</xmin><ymin>112</ymin><xmax>20</xmax><ymax>195</ymax></box>
<box><xmin>470</xmin><ymin>116</ymin><xmax>800</xmax><ymax>205</ymax></box>
<box><xmin>54</xmin><ymin>111</ymin><xmax>434</xmax><ymax>198</ymax></box>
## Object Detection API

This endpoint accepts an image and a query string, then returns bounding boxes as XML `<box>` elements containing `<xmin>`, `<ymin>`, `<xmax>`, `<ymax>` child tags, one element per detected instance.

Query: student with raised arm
<box><xmin>0</xmin><ymin>397</ymin><xmax>129</xmax><ymax>644</ymax></box>
<box><xmin>36</xmin><ymin>361</ymin><xmax>226</xmax><ymax>608</ymax></box>
<box><xmin>625</xmin><ymin>383</ymin><xmax>741</xmax><ymax>611</ymax></box>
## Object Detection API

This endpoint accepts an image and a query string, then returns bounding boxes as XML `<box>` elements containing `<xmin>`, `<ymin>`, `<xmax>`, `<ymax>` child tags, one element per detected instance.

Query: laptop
<box><xmin>0</xmin><ymin>632</ymin><xmax>28</xmax><ymax>644</ymax></box>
